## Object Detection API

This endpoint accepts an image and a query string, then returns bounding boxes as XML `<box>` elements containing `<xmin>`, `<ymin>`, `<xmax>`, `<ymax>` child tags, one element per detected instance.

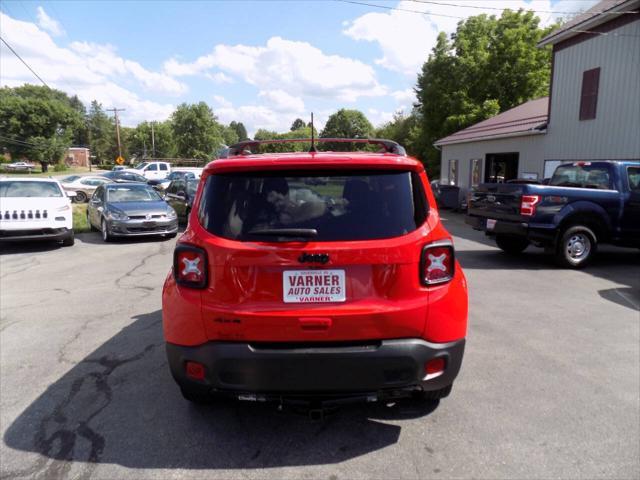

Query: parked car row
<box><xmin>0</xmin><ymin>171</ymin><xmax>200</xmax><ymax>246</ymax></box>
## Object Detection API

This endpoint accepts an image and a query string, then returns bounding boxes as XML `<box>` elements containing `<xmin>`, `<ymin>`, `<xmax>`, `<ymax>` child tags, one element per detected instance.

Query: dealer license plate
<box><xmin>283</xmin><ymin>270</ymin><xmax>346</xmax><ymax>303</ymax></box>
<box><xmin>486</xmin><ymin>219</ymin><xmax>497</xmax><ymax>230</ymax></box>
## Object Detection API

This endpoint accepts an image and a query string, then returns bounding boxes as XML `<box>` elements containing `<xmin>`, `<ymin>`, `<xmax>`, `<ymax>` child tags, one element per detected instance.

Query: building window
<box><xmin>579</xmin><ymin>67</ymin><xmax>600</xmax><ymax>121</ymax></box>
<box><xmin>448</xmin><ymin>159</ymin><xmax>459</xmax><ymax>186</ymax></box>
<box><xmin>469</xmin><ymin>158</ymin><xmax>482</xmax><ymax>187</ymax></box>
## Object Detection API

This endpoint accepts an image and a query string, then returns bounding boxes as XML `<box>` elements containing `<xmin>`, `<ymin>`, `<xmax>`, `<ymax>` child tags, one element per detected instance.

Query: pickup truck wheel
<box><xmin>414</xmin><ymin>384</ymin><xmax>452</xmax><ymax>401</ymax></box>
<box><xmin>556</xmin><ymin>226</ymin><xmax>597</xmax><ymax>268</ymax></box>
<box><xmin>180</xmin><ymin>385</ymin><xmax>214</xmax><ymax>404</ymax></box>
<box><xmin>495</xmin><ymin>235</ymin><xmax>529</xmax><ymax>254</ymax></box>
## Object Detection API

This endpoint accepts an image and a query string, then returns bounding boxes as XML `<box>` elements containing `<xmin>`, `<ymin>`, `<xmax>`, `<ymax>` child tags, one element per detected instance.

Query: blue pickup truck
<box><xmin>466</xmin><ymin>161</ymin><xmax>640</xmax><ymax>268</ymax></box>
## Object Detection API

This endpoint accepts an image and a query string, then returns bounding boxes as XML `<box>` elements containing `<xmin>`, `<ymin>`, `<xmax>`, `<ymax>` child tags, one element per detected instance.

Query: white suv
<box><xmin>0</xmin><ymin>178</ymin><xmax>75</xmax><ymax>246</ymax></box>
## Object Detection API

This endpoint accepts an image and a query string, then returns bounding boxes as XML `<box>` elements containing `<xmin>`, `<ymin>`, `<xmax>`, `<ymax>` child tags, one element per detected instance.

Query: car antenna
<box><xmin>309</xmin><ymin>112</ymin><xmax>317</xmax><ymax>153</ymax></box>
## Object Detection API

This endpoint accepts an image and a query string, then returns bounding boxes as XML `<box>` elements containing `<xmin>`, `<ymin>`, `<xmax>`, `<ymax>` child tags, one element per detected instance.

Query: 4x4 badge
<box><xmin>298</xmin><ymin>253</ymin><xmax>330</xmax><ymax>264</ymax></box>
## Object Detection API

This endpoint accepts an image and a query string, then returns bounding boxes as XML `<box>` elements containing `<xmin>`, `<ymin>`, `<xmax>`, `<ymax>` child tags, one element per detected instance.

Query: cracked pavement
<box><xmin>1</xmin><ymin>217</ymin><xmax>639</xmax><ymax>480</ymax></box>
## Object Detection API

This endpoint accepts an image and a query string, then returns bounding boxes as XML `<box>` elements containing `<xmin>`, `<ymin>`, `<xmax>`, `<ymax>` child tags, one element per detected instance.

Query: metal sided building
<box><xmin>435</xmin><ymin>0</ymin><xmax>640</xmax><ymax>196</ymax></box>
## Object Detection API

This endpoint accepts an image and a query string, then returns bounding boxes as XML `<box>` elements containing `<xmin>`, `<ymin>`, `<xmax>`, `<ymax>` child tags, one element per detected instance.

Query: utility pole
<box><xmin>106</xmin><ymin>108</ymin><xmax>126</xmax><ymax>159</ymax></box>
<box><xmin>151</xmin><ymin>121</ymin><xmax>156</xmax><ymax>159</ymax></box>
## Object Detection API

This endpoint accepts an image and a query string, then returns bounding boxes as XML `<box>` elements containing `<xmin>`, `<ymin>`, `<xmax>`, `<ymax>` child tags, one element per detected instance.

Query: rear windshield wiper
<box><xmin>247</xmin><ymin>228</ymin><xmax>318</xmax><ymax>238</ymax></box>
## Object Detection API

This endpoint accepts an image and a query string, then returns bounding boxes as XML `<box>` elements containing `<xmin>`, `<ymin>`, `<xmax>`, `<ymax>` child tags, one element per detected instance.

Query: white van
<box><xmin>126</xmin><ymin>161</ymin><xmax>171</xmax><ymax>180</ymax></box>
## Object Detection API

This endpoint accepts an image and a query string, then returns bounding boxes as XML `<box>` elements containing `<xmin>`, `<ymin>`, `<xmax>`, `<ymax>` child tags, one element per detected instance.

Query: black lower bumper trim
<box><xmin>0</xmin><ymin>228</ymin><xmax>71</xmax><ymax>243</ymax></box>
<box><xmin>166</xmin><ymin>338</ymin><xmax>465</xmax><ymax>397</ymax></box>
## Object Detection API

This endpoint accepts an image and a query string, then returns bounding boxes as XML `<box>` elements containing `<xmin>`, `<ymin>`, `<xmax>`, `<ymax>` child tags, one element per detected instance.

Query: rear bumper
<box><xmin>0</xmin><ymin>227</ymin><xmax>71</xmax><ymax>243</ymax></box>
<box><xmin>465</xmin><ymin>215</ymin><xmax>556</xmax><ymax>242</ymax></box>
<box><xmin>166</xmin><ymin>338</ymin><xmax>465</xmax><ymax>399</ymax></box>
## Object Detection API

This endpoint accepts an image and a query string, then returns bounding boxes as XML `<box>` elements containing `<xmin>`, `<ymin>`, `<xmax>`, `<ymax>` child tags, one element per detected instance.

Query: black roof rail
<box><xmin>218</xmin><ymin>138</ymin><xmax>407</xmax><ymax>158</ymax></box>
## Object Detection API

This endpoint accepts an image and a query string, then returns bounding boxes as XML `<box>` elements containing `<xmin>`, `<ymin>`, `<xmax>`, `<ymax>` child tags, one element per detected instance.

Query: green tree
<box><xmin>290</xmin><ymin>118</ymin><xmax>306</xmax><ymax>131</ymax></box>
<box><xmin>171</xmin><ymin>102</ymin><xmax>224</xmax><ymax>159</ymax></box>
<box><xmin>415</xmin><ymin>10</ymin><xmax>557</xmax><ymax>174</ymax></box>
<box><xmin>0</xmin><ymin>85</ymin><xmax>83</xmax><ymax>172</ymax></box>
<box><xmin>221</xmin><ymin>125</ymin><xmax>239</xmax><ymax>146</ymax></box>
<box><xmin>127</xmin><ymin>121</ymin><xmax>176</xmax><ymax>160</ymax></box>
<box><xmin>252</xmin><ymin>125</ymin><xmax>317</xmax><ymax>153</ymax></box>
<box><xmin>320</xmin><ymin>109</ymin><xmax>374</xmax><ymax>151</ymax></box>
<box><xmin>229</xmin><ymin>121</ymin><xmax>248</xmax><ymax>141</ymax></box>
<box><xmin>86</xmin><ymin>100</ymin><xmax>115</xmax><ymax>164</ymax></box>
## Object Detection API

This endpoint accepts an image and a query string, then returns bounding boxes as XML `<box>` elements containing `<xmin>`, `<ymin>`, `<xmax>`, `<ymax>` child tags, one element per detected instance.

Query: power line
<box><xmin>409</xmin><ymin>0</ymin><xmax>640</xmax><ymax>16</ymax></box>
<box><xmin>337</xmin><ymin>0</ymin><xmax>464</xmax><ymax>19</ymax></box>
<box><xmin>337</xmin><ymin>0</ymin><xmax>640</xmax><ymax>38</ymax></box>
<box><xmin>0</xmin><ymin>36</ymin><xmax>50</xmax><ymax>88</ymax></box>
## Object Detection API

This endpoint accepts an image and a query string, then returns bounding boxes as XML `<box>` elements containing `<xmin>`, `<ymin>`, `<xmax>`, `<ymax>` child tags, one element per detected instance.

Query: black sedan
<box><xmin>163</xmin><ymin>178</ymin><xmax>198</xmax><ymax>224</ymax></box>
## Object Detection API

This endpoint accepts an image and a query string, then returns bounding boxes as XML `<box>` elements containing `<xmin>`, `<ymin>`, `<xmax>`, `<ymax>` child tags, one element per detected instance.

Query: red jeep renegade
<box><xmin>162</xmin><ymin>138</ymin><xmax>468</xmax><ymax>406</ymax></box>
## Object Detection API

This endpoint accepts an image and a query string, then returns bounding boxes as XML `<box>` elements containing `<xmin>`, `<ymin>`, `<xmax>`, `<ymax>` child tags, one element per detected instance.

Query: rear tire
<box><xmin>414</xmin><ymin>384</ymin><xmax>453</xmax><ymax>401</ymax></box>
<box><xmin>180</xmin><ymin>385</ymin><xmax>213</xmax><ymax>404</ymax></box>
<box><xmin>74</xmin><ymin>191</ymin><xmax>87</xmax><ymax>203</ymax></box>
<box><xmin>555</xmin><ymin>225</ymin><xmax>597</xmax><ymax>268</ymax></box>
<box><xmin>495</xmin><ymin>235</ymin><xmax>529</xmax><ymax>254</ymax></box>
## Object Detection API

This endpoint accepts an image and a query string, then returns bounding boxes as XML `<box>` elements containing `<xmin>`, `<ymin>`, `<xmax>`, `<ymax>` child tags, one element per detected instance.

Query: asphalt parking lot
<box><xmin>1</xmin><ymin>213</ymin><xmax>638</xmax><ymax>480</ymax></box>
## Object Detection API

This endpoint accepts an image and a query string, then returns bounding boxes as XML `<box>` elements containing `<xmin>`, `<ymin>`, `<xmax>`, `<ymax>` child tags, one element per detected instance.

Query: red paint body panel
<box><xmin>162</xmin><ymin>153</ymin><xmax>467</xmax><ymax>347</ymax></box>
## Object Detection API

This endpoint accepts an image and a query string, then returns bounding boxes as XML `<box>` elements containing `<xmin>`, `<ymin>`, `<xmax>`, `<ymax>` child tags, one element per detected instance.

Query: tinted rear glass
<box><xmin>199</xmin><ymin>171</ymin><xmax>427</xmax><ymax>241</ymax></box>
<box><xmin>550</xmin><ymin>164</ymin><xmax>612</xmax><ymax>189</ymax></box>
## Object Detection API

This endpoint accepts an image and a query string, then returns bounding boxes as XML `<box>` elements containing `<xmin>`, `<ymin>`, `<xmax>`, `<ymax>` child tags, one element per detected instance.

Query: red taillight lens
<box><xmin>520</xmin><ymin>195</ymin><xmax>540</xmax><ymax>216</ymax></box>
<box><xmin>185</xmin><ymin>361</ymin><xmax>206</xmax><ymax>381</ymax></box>
<box><xmin>420</xmin><ymin>242</ymin><xmax>455</xmax><ymax>286</ymax></box>
<box><xmin>425</xmin><ymin>358</ymin><xmax>445</xmax><ymax>375</ymax></box>
<box><xmin>173</xmin><ymin>244</ymin><xmax>208</xmax><ymax>288</ymax></box>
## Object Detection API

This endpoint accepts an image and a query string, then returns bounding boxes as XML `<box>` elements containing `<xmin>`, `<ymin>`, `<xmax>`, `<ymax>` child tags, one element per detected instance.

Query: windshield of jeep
<box><xmin>199</xmin><ymin>171</ymin><xmax>427</xmax><ymax>241</ymax></box>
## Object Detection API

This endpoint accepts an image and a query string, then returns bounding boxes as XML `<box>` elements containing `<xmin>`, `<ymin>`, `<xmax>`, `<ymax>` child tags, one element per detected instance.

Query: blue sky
<box><xmin>0</xmin><ymin>0</ymin><xmax>597</xmax><ymax>135</ymax></box>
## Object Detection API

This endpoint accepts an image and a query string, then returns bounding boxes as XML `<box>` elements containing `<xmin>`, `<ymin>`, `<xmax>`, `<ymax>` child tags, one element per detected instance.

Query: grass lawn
<box><xmin>1</xmin><ymin>166</ymin><xmax>101</xmax><ymax>177</ymax></box>
<box><xmin>73</xmin><ymin>204</ymin><xmax>91</xmax><ymax>233</ymax></box>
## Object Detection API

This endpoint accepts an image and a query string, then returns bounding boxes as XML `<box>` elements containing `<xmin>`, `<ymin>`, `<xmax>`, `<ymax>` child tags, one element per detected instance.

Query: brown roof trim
<box><xmin>553</xmin><ymin>11</ymin><xmax>639</xmax><ymax>51</ymax></box>
<box><xmin>435</xmin><ymin>129</ymin><xmax>546</xmax><ymax>147</ymax></box>
<box><xmin>448</xmin><ymin>115</ymin><xmax>548</xmax><ymax>135</ymax></box>
<box><xmin>539</xmin><ymin>0</ymin><xmax>639</xmax><ymax>46</ymax></box>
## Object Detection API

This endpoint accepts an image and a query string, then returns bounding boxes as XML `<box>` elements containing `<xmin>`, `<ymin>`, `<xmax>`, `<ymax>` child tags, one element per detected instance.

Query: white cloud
<box><xmin>36</xmin><ymin>6</ymin><xmax>65</xmax><ymax>37</ymax></box>
<box><xmin>69</xmin><ymin>41</ymin><xmax>187</xmax><ymax>95</ymax></box>
<box><xmin>205</xmin><ymin>72</ymin><xmax>234</xmax><ymax>84</ymax></box>
<box><xmin>391</xmin><ymin>88</ymin><xmax>415</xmax><ymax>104</ymax></box>
<box><xmin>258</xmin><ymin>90</ymin><xmax>305</xmax><ymax>113</ymax></box>
<box><xmin>0</xmin><ymin>12</ymin><xmax>182</xmax><ymax>124</ymax></box>
<box><xmin>212</xmin><ymin>95</ymin><xmax>232</xmax><ymax>108</ymax></box>
<box><xmin>163</xmin><ymin>36</ymin><xmax>387</xmax><ymax>102</ymax></box>
<box><xmin>343</xmin><ymin>0</ymin><xmax>600</xmax><ymax>76</ymax></box>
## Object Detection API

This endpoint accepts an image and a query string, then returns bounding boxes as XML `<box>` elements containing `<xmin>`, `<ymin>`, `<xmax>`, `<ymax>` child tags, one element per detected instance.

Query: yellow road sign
<box><xmin>115</xmin><ymin>156</ymin><xmax>125</xmax><ymax>165</ymax></box>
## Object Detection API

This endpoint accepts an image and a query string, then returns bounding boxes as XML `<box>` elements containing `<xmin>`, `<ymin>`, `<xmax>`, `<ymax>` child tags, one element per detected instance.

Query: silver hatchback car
<box><xmin>87</xmin><ymin>183</ymin><xmax>178</xmax><ymax>242</ymax></box>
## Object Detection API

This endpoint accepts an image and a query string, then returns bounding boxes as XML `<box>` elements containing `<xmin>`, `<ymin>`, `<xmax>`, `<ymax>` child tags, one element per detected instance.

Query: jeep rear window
<box><xmin>550</xmin><ymin>164</ymin><xmax>612</xmax><ymax>189</ymax></box>
<box><xmin>0</xmin><ymin>181</ymin><xmax>63</xmax><ymax>198</ymax></box>
<box><xmin>198</xmin><ymin>171</ymin><xmax>427</xmax><ymax>241</ymax></box>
